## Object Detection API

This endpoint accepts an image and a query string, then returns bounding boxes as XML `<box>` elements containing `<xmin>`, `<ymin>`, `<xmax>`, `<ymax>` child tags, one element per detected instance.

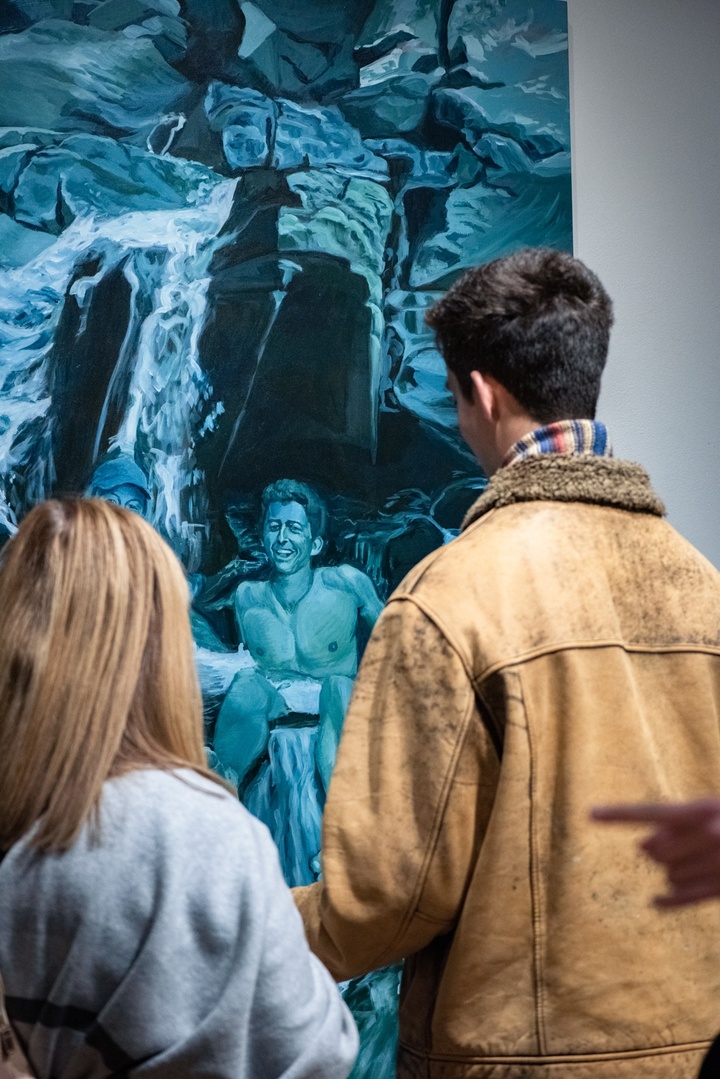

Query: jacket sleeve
<box><xmin>294</xmin><ymin>597</ymin><xmax>500</xmax><ymax>981</ymax></box>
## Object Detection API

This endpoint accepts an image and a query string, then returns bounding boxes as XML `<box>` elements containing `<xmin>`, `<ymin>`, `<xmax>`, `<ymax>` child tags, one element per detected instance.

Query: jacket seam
<box><xmin>412</xmin><ymin>910</ymin><xmax>454</xmax><ymax>927</ymax></box>
<box><xmin>522</xmin><ymin>666</ymin><xmax>547</xmax><ymax>1056</ymax></box>
<box><xmin>371</xmin><ymin>687</ymin><xmax>476</xmax><ymax>969</ymax></box>
<box><xmin>472</xmin><ymin>639</ymin><xmax>720</xmax><ymax>684</ymax></box>
<box><xmin>365</xmin><ymin>619</ymin><xmax>479</xmax><ymax>972</ymax></box>
<box><xmin>385</xmin><ymin>595</ymin><xmax>478</xmax><ymax>685</ymax></box>
<box><xmin>397</xmin><ymin>1039</ymin><xmax>712</xmax><ymax>1064</ymax></box>
<box><xmin>386</xmin><ymin>602</ymin><xmax>720</xmax><ymax>688</ymax></box>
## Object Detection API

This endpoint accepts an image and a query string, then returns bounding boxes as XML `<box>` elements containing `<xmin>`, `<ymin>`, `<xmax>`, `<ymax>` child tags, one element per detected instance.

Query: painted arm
<box><xmin>192</xmin><ymin>557</ymin><xmax>246</xmax><ymax>610</ymax></box>
<box><xmin>335</xmin><ymin>564</ymin><xmax>383</xmax><ymax>631</ymax></box>
<box><xmin>294</xmin><ymin>599</ymin><xmax>500</xmax><ymax>981</ymax></box>
<box><xmin>232</xmin><ymin>581</ymin><xmax>253</xmax><ymax>644</ymax></box>
<box><xmin>592</xmin><ymin>799</ymin><xmax>720</xmax><ymax>908</ymax></box>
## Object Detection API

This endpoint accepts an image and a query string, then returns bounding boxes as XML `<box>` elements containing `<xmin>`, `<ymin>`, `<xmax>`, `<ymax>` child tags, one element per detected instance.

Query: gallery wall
<box><xmin>567</xmin><ymin>0</ymin><xmax>720</xmax><ymax>568</ymax></box>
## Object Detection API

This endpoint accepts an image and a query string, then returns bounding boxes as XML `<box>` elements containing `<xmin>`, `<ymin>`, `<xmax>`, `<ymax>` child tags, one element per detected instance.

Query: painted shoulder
<box><xmin>234</xmin><ymin>578</ymin><xmax>270</xmax><ymax>609</ymax></box>
<box><xmin>319</xmin><ymin>563</ymin><xmax>373</xmax><ymax>593</ymax></box>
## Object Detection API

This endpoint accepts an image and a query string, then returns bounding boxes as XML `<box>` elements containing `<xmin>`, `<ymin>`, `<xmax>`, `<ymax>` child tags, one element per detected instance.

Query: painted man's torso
<box><xmin>235</xmin><ymin>565</ymin><xmax>367</xmax><ymax>681</ymax></box>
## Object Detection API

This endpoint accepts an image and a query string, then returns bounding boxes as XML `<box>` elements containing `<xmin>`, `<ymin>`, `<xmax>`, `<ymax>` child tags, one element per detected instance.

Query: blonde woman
<box><xmin>0</xmin><ymin>499</ymin><xmax>358</xmax><ymax>1079</ymax></box>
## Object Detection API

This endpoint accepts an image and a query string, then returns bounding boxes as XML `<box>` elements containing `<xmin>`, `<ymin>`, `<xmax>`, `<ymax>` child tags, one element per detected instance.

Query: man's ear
<box><xmin>469</xmin><ymin>370</ymin><xmax>498</xmax><ymax>421</ymax></box>
<box><xmin>311</xmin><ymin>536</ymin><xmax>324</xmax><ymax>558</ymax></box>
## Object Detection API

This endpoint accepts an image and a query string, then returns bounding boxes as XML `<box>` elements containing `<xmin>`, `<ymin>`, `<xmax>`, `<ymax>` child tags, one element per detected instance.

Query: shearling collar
<box><xmin>462</xmin><ymin>455</ymin><xmax>666</xmax><ymax>531</ymax></box>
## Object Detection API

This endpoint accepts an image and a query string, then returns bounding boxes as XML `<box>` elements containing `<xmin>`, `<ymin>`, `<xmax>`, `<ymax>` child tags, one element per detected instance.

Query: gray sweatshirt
<box><xmin>0</xmin><ymin>769</ymin><xmax>358</xmax><ymax>1079</ymax></box>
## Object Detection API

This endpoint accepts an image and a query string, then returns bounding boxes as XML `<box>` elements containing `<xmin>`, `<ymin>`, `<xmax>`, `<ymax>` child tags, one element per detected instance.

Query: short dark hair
<box><xmin>260</xmin><ymin>480</ymin><xmax>327</xmax><ymax>539</ymax></box>
<box><xmin>425</xmin><ymin>248</ymin><xmax>614</xmax><ymax>422</ymax></box>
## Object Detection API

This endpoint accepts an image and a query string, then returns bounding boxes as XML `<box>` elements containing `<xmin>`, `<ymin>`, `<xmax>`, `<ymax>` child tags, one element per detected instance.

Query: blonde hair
<box><xmin>0</xmin><ymin>498</ymin><xmax>214</xmax><ymax>852</ymax></box>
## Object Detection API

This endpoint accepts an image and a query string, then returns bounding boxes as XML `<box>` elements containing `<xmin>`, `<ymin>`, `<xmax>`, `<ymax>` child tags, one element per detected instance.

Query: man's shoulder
<box><xmin>390</xmin><ymin>493</ymin><xmax>720</xmax><ymax>660</ymax></box>
<box><xmin>389</xmin><ymin>521</ymin><xmax>498</xmax><ymax>597</ymax></box>
<box><xmin>387</xmin><ymin>498</ymin><xmax>593</xmax><ymax>609</ymax></box>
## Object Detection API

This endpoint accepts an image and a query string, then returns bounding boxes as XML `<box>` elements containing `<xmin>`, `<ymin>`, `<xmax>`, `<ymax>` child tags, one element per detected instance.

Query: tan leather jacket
<box><xmin>295</xmin><ymin>455</ymin><xmax>720</xmax><ymax>1078</ymax></box>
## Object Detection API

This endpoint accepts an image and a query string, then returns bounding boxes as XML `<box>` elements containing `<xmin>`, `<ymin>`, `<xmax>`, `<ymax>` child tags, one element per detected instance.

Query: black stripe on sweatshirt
<box><xmin>7</xmin><ymin>996</ymin><xmax>137</xmax><ymax>1071</ymax></box>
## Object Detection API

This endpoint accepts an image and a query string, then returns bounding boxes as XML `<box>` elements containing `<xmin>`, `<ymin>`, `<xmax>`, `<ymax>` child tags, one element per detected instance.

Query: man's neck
<box><xmin>271</xmin><ymin>565</ymin><xmax>314</xmax><ymax>610</ymax></box>
<box><xmin>483</xmin><ymin>415</ymin><xmax>539</xmax><ymax>476</ymax></box>
<box><xmin>497</xmin><ymin>416</ymin><xmax>540</xmax><ymax>462</ymax></box>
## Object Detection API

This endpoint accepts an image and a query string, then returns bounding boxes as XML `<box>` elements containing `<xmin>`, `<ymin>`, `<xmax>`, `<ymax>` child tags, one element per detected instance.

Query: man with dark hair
<box><xmin>213</xmin><ymin>478</ymin><xmax>382</xmax><ymax>885</ymax></box>
<box><xmin>294</xmin><ymin>248</ymin><xmax>720</xmax><ymax>1077</ymax></box>
<box><xmin>427</xmin><ymin>246</ymin><xmax>613</xmax><ymax>423</ymax></box>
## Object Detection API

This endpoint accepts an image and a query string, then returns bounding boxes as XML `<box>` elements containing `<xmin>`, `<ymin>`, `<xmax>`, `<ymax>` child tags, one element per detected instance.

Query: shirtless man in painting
<box><xmin>213</xmin><ymin>479</ymin><xmax>382</xmax><ymax>804</ymax></box>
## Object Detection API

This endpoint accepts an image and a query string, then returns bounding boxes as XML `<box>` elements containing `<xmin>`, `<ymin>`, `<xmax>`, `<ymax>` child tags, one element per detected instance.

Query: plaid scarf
<box><xmin>502</xmin><ymin>420</ymin><xmax>612</xmax><ymax>469</ymax></box>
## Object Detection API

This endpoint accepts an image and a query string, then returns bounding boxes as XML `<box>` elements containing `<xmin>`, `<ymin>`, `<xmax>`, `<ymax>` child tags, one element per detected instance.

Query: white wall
<box><xmin>567</xmin><ymin>0</ymin><xmax>720</xmax><ymax>567</ymax></box>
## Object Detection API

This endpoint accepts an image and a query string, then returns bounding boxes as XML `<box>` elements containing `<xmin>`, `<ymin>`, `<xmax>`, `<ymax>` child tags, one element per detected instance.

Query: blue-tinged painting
<box><xmin>0</xmin><ymin>1</ymin><xmax>571</xmax><ymax>1074</ymax></box>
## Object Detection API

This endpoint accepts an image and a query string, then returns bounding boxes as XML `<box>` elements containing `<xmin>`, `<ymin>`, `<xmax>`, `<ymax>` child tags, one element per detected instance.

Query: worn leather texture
<box><xmin>295</xmin><ymin>455</ymin><xmax>720</xmax><ymax>1078</ymax></box>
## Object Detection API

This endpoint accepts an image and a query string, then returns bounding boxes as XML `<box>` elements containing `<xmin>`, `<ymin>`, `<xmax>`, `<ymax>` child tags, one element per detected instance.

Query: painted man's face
<box><xmin>263</xmin><ymin>500</ymin><xmax>322</xmax><ymax>576</ymax></box>
<box><xmin>97</xmin><ymin>483</ymin><xmax>148</xmax><ymax>517</ymax></box>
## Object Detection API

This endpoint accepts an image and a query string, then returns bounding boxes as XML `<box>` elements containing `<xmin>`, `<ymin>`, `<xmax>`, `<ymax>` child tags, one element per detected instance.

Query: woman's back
<box><xmin>0</xmin><ymin>767</ymin><xmax>357</xmax><ymax>1078</ymax></box>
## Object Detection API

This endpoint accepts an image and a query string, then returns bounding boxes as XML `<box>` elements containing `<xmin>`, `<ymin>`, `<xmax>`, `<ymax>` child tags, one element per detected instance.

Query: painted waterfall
<box><xmin>0</xmin><ymin>1</ymin><xmax>571</xmax><ymax>1074</ymax></box>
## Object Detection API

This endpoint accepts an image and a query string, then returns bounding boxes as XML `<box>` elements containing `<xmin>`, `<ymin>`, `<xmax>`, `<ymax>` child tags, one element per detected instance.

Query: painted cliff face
<box><xmin>0</xmin><ymin>2</ymin><xmax>571</xmax><ymax>1075</ymax></box>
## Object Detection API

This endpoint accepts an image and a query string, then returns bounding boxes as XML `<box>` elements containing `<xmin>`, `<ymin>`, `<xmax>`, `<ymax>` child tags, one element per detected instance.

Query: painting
<box><xmin>0</xmin><ymin>1</ymin><xmax>571</xmax><ymax>1074</ymax></box>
